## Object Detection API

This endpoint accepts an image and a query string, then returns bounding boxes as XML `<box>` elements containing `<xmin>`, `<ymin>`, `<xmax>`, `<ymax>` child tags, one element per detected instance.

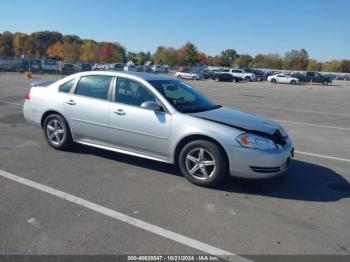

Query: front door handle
<box><xmin>114</xmin><ymin>109</ymin><xmax>126</xmax><ymax>115</ymax></box>
<box><xmin>66</xmin><ymin>100</ymin><xmax>76</xmax><ymax>105</ymax></box>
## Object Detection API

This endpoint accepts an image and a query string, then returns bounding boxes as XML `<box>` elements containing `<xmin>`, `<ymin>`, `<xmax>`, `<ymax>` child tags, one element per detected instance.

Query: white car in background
<box><xmin>175</xmin><ymin>71</ymin><xmax>203</xmax><ymax>80</ymax></box>
<box><xmin>42</xmin><ymin>60</ymin><xmax>58</xmax><ymax>73</ymax></box>
<box><xmin>224</xmin><ymin>68</ymin><xmax>256</xmax><ymax>82</ymax></box>
<box><xmin>268</xmin><ymin>74</ymin><xmax>299</xmax><ymax>85</ymax></box>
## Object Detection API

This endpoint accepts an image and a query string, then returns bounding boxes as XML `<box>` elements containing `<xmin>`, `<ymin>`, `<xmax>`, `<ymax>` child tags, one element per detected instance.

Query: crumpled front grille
<box><xmin>271</xmin><ymin>129</ymin><xmax>288</xmax><ymax>147</ymax></box>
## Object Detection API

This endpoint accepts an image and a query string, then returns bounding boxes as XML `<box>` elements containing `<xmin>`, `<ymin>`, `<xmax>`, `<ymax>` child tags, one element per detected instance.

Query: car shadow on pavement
<box><xmin>70</xmin><ymin>145</ymin><xmax>349</xmax><ymax>202</ymax></box>
<box><xmin>217</xmin><ymin>159</ymin><xmax>350</xmax><ymax>202</ymax></box>
<box><xmin>70</xmin><ymin>144</ymin><xmax>180</xmax><ymax>176</ymax></box>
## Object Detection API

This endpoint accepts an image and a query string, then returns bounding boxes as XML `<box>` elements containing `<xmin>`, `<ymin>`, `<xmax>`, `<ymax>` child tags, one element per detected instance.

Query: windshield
<box><xmin>148</xmin><ymin>80</ymin><xmax>219</xmax><ymax>113</ymax></box>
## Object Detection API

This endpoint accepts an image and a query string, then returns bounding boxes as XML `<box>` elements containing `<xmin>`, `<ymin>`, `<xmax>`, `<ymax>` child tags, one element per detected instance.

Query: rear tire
<box><xmin>215</xmin><ymin>77</ymin><xmax>220</xmax><ymax>82</ymax></box>
<box><xmin>43</xmin><ymin>114</ymin><xmax>73</xmax><ymax>150</ymax></box>
<box><xmin>323</xmin><ymin>80</ymin><xmax>329</xmax><ymax>85</ymax></box>
<box><xmin>177</xmin><ymin>75</ymin><xmax>182</xmax><ymax>79</ymax></box>
<box><xmin>179</xmin><ymin>140</ymin><xmax>227</xmax><ymax>187</ymax></box>
<box><xmin>192</xmin><ymin>76</ymin><xmax>196</xmax><ymax>80</ymax></box>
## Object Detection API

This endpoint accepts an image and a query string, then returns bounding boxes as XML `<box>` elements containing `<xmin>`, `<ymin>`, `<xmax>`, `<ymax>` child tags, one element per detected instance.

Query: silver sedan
<box><xmin>23</xmin><ymin>72</ymin><xmax>294</xmax><ymax>187</ymax></box>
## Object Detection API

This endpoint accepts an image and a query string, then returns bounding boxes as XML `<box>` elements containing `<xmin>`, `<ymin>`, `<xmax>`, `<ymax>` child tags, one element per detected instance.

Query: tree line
<box><xmin>0</xmin><ymin>30</ymin><xmax>349</xmax><ymax>72</ymax></box>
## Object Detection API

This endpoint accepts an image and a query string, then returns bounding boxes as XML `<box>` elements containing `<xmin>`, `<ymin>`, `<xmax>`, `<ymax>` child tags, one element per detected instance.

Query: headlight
<box><xmin>236</xmin><ymin>133</ymin><xmax>277</xmax><ymax>150</ymax></box>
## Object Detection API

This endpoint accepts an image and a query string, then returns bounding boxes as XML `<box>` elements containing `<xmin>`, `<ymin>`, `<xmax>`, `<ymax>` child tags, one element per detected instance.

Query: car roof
<box><xmin>74</xmin><ymin>71</ymin><xmax>175</xmax><ymax>81</ymax></box>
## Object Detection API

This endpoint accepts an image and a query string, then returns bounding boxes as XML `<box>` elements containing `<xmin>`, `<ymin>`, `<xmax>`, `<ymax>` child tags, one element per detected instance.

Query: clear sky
<box><xmin>1</xmin><ymin>0</ymin><xmax>349</xmax><ymax>61</ymax></box>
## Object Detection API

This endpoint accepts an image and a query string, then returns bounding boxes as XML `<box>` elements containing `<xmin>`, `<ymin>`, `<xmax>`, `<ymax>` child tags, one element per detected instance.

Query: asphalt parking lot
<box><xmin>0</xmin><ymin>72</ymin><xmax>349</xmax><ymax>259</ymax></box>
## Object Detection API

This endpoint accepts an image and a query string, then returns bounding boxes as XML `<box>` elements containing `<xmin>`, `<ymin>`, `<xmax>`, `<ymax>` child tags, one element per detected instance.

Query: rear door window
<box><xmin>75</xmin><ymin>75</ymin><xmax>112</xmax><ymax>100</ymax></box>
<box><xmin>59</xmin><ymin>79</ymin><xmax>76</xmax><ymax>93</ymax></box>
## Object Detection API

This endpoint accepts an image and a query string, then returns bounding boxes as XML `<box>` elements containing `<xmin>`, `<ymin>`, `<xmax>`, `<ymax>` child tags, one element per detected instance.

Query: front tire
<box><xmin>43</xmin><ymin>114</ymin><xmax>73</xmax><ymax>150</ymax></box>
<box><xmin>245</xmin><ymin>76</ymin><xmax>251</xmax><ymax>82</ymax></box>
<box><xmin>179</xmin><ymin>140</ymin><xmax>227</xmax><ymax>187</ymax></box>
<box><xmin>291</xmin><ymin>80</ymin><xmax>297</xmax><ymax>85</ymax></box>
<box><xmin>323</xmin><ymin>80</ymin><xmax>329</xmax><ymax>85</ymax></box>
<box><xmin>215</xmin><ymin>77</ymin><xmax>220</xmax><ymax>82</ymax></box>
<box><xmin>271</xmin><ymin>78</ymin><xmax>277</xmax><ymax>84</ymax></box>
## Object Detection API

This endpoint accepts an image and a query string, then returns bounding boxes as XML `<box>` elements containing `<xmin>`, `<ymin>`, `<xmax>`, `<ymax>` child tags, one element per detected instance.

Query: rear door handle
<box><xmin>66</xmin><ymin>100</ymin><xmax>76</xmax><ymax>105</ymax></box>
<box><xmin>114</xmin><ymin>109</ymin><xmax>126</xmax><ymax>115</ymax></box>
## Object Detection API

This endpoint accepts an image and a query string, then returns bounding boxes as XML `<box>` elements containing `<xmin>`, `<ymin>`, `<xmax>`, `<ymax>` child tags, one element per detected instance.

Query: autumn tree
<box><xmin>236</xmin><ymin>54</ymin><xmax>253</xmax><ymax>68</ymax></box>
<box><xmin>178</xmin><ymin>42</ymin><xmax>199</xmax><ymax>66</ymax></box>
<box><xmin>110</xmin><ymin>43</ymin><xmax>126</xmax><ymax>63</ymax></box>
<box><xmin>338</xmin><ymin>60</ymin><xmax>350</xmax><ymax>73</ymax></box>
<box><xmin>126</xmin><ymin>51</ymin><xmax>137</xmax><ymax>62</ymax></box>
<box><xmin>283</xmin><ymin>49</ymin><xmax>309</xmax><ymax>70</ymax></box>
<box><xmin>251</xmin><ymin>54</ymin><xmax>283</xmax><ymax>69</ymax></box>
<box><xmin>152</xmin><ymin>46</ymin><xmax>178</xmax><ymax>66</ymax></box>
<box><xmin>47</xmin><ymin>41</ymin><xmax>64</xmax><ymax>60</ymax></box>
<box><xmin>100</xmin><ymin>43</ymin><xmax>114</xmax><ymax>63</ymax></box>
<box><xmin>218</xmin><ymin>49</ymin><xmax>239</xmax><ymax>67</ymax></box>
<box><xmin>80</xmin><ymin>40</ymin><xmax>99</xmax><ymax>63</ymax></box>
<box><xmin>30</xmin><ymin>31</ymin><xmax>62</xmax><ymax>58</ymax></box>
<box><xmin>206</xmin><ymin>55</ymin><xmax>220</xmax><ymax>66</ymax></box>
<box><xmin>307</xmin><ymin>59</ymin><xmax>323</xmax><ymax>71</ymax></box>
<box><xmin>0</xmin><ymin>31</ymin><xmax>14</xmax><ymax>56</ymax></box>
<box><xmin>12</xmin><ymin>32</ymin><xmax>29</xmax><ymax>57</ymax></box>
<box><xmin>197</xmin><ymin>52</ymin><xmax>207</xmax><ymax>65</ymax></box>
<box><xmin>62</xmin><ymin>35</ymin><xmax>82</xmax><ymax>61</ymax></box>
<box><xmin>322</xmin><ymin>60</ymin><xmax>341</xmax><ymax>72</ymax></box>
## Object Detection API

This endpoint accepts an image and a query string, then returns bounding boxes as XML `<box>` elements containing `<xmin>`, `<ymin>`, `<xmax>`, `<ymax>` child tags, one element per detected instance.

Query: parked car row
<box><xmin>0</xmin><ymin>58</ymin><xmax>93</xmax><ymax>74</ymax></box>
<box><xmin>267</xmin><ymin>71</ymin><xmax>332</xmax><ymax>85</ymax></box>
<box><xmin>175</xmin><ymin>68</ymin><xmax>258</xmax><ymax>82</ymax></box>
<box><xmin>174</xmin><ymin>67</ymin><xmax>334</xmax><ymax>87</ymax></box>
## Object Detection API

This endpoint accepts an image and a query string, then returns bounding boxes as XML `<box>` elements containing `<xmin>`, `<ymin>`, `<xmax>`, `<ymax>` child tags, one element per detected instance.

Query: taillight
<box><xmin>24</xmin><ymin>88</ymin><xmax>31</xmax><ymax>100</ymax></box>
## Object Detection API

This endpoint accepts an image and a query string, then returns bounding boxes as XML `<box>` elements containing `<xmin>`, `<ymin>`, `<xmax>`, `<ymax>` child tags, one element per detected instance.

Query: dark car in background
<box><xmin>59</xmin><ymin>63</ymin><xmax>76</xmax><ymax>75</ymax></box>
<box><xmin>76</xmin><ymin>63</ymin><xmax>92</xmax><ymax>72</ymax></box>
<box><xmin>244</xmin><ymin>68</ymin><xmax>267</xmax><ymax>81</ymax></box>
<box><xmin>108</xmin><ymin>63</ymin><xmax>124</xmax><ymax>71</ymax></box>
<box><xmin>304</xmin><ymin>72</ymin><xmax>332</xmax><ymax>85</ymax></box>
<box><xmin>290</xmin><ymin>73</ymin><xmax>306</xmax><ymax>81</ymax></box>
<box><xmin>290</xmin><ymin>72</ymin><xmax>332</xmax><ymax>85</ymax></box>
<box><xmin>213</xmin><ymin>72</ymin><xmax>243</xmax><ymax>82</ymax></box>
<box><xmin>206</xmin><ymin>69</ymin><xmax>220</xmax><ymax>80</ymax></box>
<box><xmin>16</xmin><ymin>59</ymin><xmax>41</xmax><ymax>73</ymax></box>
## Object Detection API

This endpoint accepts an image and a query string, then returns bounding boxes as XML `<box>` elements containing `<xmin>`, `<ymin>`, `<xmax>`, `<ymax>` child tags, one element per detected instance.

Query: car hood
<box><xmin>189</xmin><ymin>107</ymin><xmax>282</xmax><ymax>136</ymax></box>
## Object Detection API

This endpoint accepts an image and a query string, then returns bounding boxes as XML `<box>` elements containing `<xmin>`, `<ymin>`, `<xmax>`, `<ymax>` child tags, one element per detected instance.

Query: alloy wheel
<box><xmin>46</xmin><ymin>119</ymin><xmax>65</xmax><ymax>145</ymax></box>
<box><xmin>185</xmin><ymin>148</ymin><xmax>216</xmax><ymax>180</ymax></box>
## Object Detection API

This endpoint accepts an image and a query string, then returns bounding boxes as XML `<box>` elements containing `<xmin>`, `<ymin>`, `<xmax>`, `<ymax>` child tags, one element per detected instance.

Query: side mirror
<box><xmin>140</xmin><ymin>101</ymin><xmax>162</xmax><ymax>111</ymax></box>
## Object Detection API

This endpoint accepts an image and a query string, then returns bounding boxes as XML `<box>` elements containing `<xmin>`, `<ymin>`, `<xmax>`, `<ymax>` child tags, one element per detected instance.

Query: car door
<box><xmin>63</xmin><ymin>75</ymin><xmax>113</xmax><ymax>143</ymax></box>
<box><xmin>279</xmin><ymin>75</ymin><xmax>288</xmax><ymax>83</ymax></box>
<box><xmin>238</xmin><ymin>69</ymin><xmax>246</xmax><ymax>79</ymax></box>
<box><xmin>182</xmin><ymin>72</ymin><xmax>190</xmax><ymax>79</ymax></box>
<box><xmin>109</xmin><ymin>77</ymin><xmax>172</xmax><ymax>158</ymax></box>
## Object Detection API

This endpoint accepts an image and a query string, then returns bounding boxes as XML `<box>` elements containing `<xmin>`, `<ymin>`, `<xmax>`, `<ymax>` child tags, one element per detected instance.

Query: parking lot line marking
<box><xmin>296</xmin><ymin>151</ymin><xmax>350</xmax><ymax>162</ymax></box>
<box><xmin>0</xmin><ymin>100</ymin><xmax>22</xmax><ymax>106</ymax></box>
<box><xmin>273</xmin><ymin>119</ymin><xmax>350</xmax><ymax>131</ymax></box>
<box><xmin>0</xmin><ymin>169</ymin><xmax>249</xmax><ymax>261</ymax></box>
